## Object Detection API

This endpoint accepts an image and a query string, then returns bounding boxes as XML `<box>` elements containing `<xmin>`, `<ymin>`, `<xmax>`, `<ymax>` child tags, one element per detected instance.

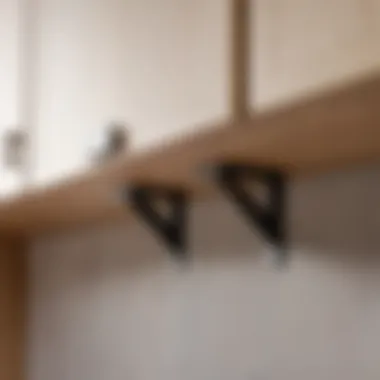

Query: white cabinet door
<box><xmin>254</xmin><ymin>0</ymin><xmax>380</xmax><ymax>111</ymax></box>
<box><xmin>34</xmin><ymin>0</ymin><xmax>129</xmax><ymax>185</ymax></box>
<box><xmin>34</xmin><ymin>0</ymin><xmax>230</xmax><ymax>186</ymax></box>
<box><xmin>118</xmin><ymin>0</ymin><xmax>230</xmax><ymax>149</ymax></box>
<box><xmin>0</xmin><ymin>0</ymin><xmax>25</xmax><ymax>197</ymax></box>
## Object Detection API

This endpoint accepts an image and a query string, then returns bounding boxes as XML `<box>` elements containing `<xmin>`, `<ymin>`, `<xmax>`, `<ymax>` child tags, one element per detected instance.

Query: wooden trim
<box><xmin>0</xmin><ymin>238</ymin><xmax>27</xmax><ymax>380</ymax></box>
<box><xmin>230</xmin><ymin>0</ymin><xmax>250</xmax><ymax>121</ymax></box>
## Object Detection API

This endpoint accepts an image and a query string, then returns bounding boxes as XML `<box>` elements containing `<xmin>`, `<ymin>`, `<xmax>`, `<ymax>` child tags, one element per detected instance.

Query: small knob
<box><xmin>2</xmin><ymin>128</ymin><xmax>27</xmax><ymax>171</ymax></box>
<box><xmin>106</xmin><ymin>122</ymin><xmax>130</xmax><ymax>157</ymax></box>
<box><xmin>92</xmin><ymin>122</ymin><xmax>130</xmax><ymax>165</ymax></box>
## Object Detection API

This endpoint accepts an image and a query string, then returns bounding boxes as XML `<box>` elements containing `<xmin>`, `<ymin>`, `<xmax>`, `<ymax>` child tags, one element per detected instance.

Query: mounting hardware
<box><xmin>124</xmin><ymin>185</ymin><xmax>188</xmax><ymax>259</ymax></box>
<box><xmin>212</xmin><ymin>163</ymin><xmax>287</xmax><ymax>262</ymax></box>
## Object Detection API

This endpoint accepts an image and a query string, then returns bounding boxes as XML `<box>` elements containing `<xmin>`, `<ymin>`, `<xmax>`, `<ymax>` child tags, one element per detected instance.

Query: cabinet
<box><xmin>33</xmin><ymin>0</ymin><xmax>230</xmax><ymax>186</ymax></box>
<box><xmin>254</xmin><ymin>0</ymin><xmax>380</xmax><ymax>111</ymax></box>
<box><xmin>22</xmin><ymin>0</ymin><xmax>380</xmax><ymax>186</ymax></box>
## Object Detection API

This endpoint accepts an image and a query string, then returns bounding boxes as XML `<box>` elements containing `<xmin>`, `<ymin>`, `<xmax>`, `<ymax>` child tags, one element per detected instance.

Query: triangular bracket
<box><xmin>213</xmin><ymin>163</ymin><xmax>287</xmax><ymax>261</ymax></box>
<box><xmin>124</xmin><ymin>185</ymin><xmax>188</xmax><ymax>259</ymax></box>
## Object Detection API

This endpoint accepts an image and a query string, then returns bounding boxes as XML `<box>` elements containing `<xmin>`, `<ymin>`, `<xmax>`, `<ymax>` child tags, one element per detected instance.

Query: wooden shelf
<box><xmin>1</xmin><ymin>73</ymin><xmax>380</xmax><ymax>237</ymax></box>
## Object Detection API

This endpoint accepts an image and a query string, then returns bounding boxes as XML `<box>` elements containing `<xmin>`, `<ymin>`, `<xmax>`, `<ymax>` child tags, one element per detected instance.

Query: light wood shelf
<box><xmin>1</xmin><ymin>73</ymin><xmax>380</xmax><ymax>237</ymax></box>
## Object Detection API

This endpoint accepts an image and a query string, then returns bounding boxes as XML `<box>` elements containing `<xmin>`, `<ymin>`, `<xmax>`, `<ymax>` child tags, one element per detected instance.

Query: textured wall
<box><xmin>28</xmin><ymin>165</ymin><xmax>380</xmax><ymax>380</ymax></box>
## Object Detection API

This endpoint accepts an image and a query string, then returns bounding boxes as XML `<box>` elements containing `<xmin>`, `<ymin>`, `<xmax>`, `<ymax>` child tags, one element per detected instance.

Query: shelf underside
<box><xmin>1</xmin><ymin>74</ymin><xmax>380</xmax><ymax>236</ymax></box>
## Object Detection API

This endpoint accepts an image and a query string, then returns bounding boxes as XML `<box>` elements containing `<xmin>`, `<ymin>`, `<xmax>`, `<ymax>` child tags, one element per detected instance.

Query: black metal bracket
<box><xmin>213</xmin><ymin>164</ymin><xmax>287</xmax><ymax>261</ymax></box>
<box><xmin>124</xmin><ymin>185</ymin><xmax>188</xmax><ymax>259</ymax></box>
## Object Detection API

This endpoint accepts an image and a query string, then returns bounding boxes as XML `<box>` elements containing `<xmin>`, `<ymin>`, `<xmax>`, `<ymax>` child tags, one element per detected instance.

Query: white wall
<box><xmin>28</xmin><ymin>165</ymin><xmax>380</xmax><ymax>380</ymax></box>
